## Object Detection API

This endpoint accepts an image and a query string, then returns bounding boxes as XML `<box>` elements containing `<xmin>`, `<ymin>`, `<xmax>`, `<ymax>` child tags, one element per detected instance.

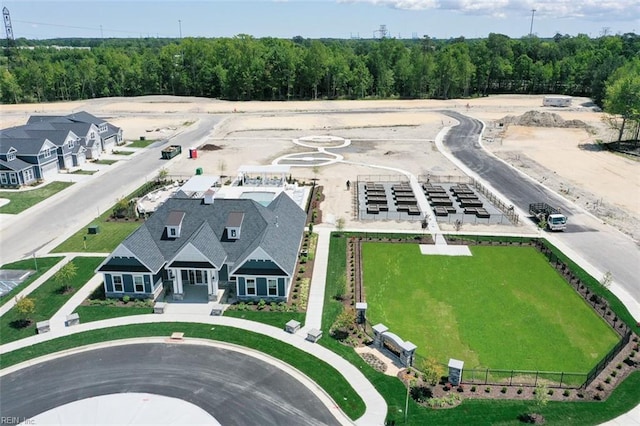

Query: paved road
<box><xmin>0</xmin><ymin>343</ymin><xmax>340</xmax><ymax>426</ymax></box>
<box><xmin>0</xmin><ymin>115</ymin><xmax>222</xmax><ymax>265</ymax></box>
<box><xmin>441</xmin><ymin>110</ymin><xmax>640</xmax><ymax>307</ymax></box>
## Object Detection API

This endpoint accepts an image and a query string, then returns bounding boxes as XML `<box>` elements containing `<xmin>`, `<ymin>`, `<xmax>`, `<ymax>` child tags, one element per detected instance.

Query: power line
<box><xmin>12</xmin><ymin>19</ymin><xmax>175</xmax><ymax>38</ymax></box>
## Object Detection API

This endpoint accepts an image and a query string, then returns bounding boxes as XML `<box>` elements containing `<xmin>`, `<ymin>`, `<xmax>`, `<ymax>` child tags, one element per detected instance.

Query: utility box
<box><xmin>88</xmin><ymin>225</ymin><xmax>100</xmax><ymax>234</ymax></box>
<box><xmin>196</xmin><ymin>167</ymin><xmax>203</xmax><ymax>175</ymax></box>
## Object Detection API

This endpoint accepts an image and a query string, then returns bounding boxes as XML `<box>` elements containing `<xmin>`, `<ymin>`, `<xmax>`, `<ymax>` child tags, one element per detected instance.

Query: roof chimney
<box><xmin>204</xmin><ymin>188</ymin><xmax>215</xmax><ymax>205</ymax></box>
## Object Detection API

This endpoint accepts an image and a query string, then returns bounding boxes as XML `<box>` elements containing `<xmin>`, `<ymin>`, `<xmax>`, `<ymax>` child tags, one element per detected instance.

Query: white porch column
<box><xmin>208</xmin><ymin>270</ymin><xmax>218</xmax><ymax>301</ymax></box>
<box><xmin>173</xmin><ymin>269</ymin><xmax>184</xmax><ymax>300</ymax></box>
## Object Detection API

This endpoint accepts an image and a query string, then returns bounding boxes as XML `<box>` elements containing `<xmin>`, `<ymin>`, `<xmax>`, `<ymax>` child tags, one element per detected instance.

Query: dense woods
<box><xmin>0</xmin><ymin>33</ymin><xmax>638</xmax><ymax>114</ymax></box>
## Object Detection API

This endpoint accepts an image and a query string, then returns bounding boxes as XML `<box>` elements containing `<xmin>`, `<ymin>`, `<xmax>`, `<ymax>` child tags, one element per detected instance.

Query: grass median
<box><xmin>0</xmin><ymin>182</ymin><xmax>73</xmax><ymax>214</ymax></box>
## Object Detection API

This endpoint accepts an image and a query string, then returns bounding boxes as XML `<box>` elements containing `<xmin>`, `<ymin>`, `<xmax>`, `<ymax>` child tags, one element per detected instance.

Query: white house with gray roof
<box><xmin>96</xmin><ymin>191</ymin><xmax>306</xmax><ymax>302</ymax></box>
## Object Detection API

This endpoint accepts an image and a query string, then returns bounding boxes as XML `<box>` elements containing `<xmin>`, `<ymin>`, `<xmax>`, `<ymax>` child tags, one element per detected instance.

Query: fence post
<box><xmin>560</xmin><ymin>372</ymin><xmax>564</xmax><ymax>388</ymax></box>
<box><xmin>509</xmin><ymin>370</ymin><xmax>513</xmax><ymax>386</ymax></box>
<box><xmin>534</xmin><ymin>371</ymin><xmax>539</xmax><ymax>387</ymax></box>
<box><xmin>485</xmin><ymin>368</ymin><xmax>489</xmax><ymax>385</ymax></box>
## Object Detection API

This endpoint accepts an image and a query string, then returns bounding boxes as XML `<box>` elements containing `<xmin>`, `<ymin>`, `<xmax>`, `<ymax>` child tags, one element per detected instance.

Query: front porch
<box><xmin>167</xmin><ymin>267</ymin><xmax>221</xmax><ymax>302</ymax></box>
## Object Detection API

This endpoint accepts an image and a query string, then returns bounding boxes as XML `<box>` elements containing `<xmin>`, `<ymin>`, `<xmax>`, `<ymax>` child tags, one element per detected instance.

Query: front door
<box><xmin>187</xmin><ymin>269</ymin><xmax>208</xmax><ymax>285</ymax></box>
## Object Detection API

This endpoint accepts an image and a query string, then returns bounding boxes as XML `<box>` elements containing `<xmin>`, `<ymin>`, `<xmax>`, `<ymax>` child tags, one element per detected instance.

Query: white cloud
<box><xmin>339</xmin><ymin>0</ymin><xmax>640</xmax><ymax>21</ymax></box>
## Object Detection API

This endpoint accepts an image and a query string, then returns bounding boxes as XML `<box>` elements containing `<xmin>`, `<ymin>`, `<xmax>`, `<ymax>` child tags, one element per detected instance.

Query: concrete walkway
<box><xmin>0</xmin><ymin>254</ymin><xmax>73</xmax><ymax>317</ymax></box>
<box><xmin>0</xmin><ymin>314</ymin><xmax>387</xmax><ymax>426</ymax></box>
<box><xmin>301</xmin><ymin>226</ymin><xmax>331</xmax><ymax>334</ymax></box>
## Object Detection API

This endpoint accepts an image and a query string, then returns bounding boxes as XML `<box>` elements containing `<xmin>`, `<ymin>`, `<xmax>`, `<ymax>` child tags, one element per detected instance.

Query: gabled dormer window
<box><xmin>7</xmin><ymin>152</ymin><xmax>16</xmax><ymax>161</ymax></box>
<box><xmin>226</xmin><ymin>212</ymin><xmax>244</xmax><ymax>240</ymax></box>
<box><xmin>165</xmin><ymin>211</ymin><xmax>185</xmax><ymax>239</ymax></box>
<box><xmin>69</xmin><ymin>140</ymin><xmax>74</xmax><ymax>149</ymax></box>
<box><xmin>43</xmin><ymin>148</ymin><xmax>52</xmax><ymax>158</ymax></box>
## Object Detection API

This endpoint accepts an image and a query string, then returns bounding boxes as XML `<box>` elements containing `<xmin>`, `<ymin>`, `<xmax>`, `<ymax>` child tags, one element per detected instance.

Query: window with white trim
<box><xmin>24</xmin><ymin>169</ymin><xmax>34</xmax><ymax>181</ymax></box>
<box><xmin>246</xmin><ymin>278</ymin><xmax>256</xmax><ymax>296</ymax></box>
<box><xmin>113</xmin><ymin>275</ymin><xmax>124</xmax><ymax>292</ymax></box>
<box><xmin>69</xmin><ymin>140</ymin><xmax>74</xmax><ymax>149</ymax></box>
<box><xmin>9</xmin><ymin>174</ymin><xmax>17</xmax><ymax>184</ymax></box>
<box><xmin>43</xmin><ymin>148</ymin><xmax>52</xmax><ymax>158</ymax></box>
<box><xmin>0</xmin><ymin>173</ymin><xmax>7</xmax><ymax>184</ymax></box>
<box><xmin>133</xmin><ymin>275</ymin><xmax>145</xmax><ymax>293</ymax></box>
<box><xmin>7</xmin><ymin>152</ymin><xmax>16</xmax><ymax>161</ymax></box>
<box><xmin>267</xmin><ymin>278</ymin><xmax>278</xmax><ymax>296</ymax></box>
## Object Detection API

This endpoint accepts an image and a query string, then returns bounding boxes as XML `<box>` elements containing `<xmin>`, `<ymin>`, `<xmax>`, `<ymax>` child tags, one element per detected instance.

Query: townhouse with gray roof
<box><xmin>0</xmin><ymin>133</ymin><xmax>58</xmax><ymax>186</ymax></box>
<box><xmin>96</xmin><ymin>191</ymin><xmax>307</xmax><ymax>302</ymax></box>
<box><xmin>0</xmin><ymin>111</ymin><xmax>123</xmax><ymax>187</ymax></box>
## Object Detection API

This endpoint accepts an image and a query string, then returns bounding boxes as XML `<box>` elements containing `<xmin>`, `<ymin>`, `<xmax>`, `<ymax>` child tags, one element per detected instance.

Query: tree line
<box><xmin>0</xmin><ymin>33</ymin><xmax>638</xmax><ymax>112</ymax></box>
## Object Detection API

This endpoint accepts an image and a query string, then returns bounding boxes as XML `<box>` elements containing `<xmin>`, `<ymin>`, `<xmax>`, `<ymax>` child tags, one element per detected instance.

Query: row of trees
<box><xmin>1</xmin><ymin>33</ymin><xmax>638</xmax><ymax>106</ymax></box>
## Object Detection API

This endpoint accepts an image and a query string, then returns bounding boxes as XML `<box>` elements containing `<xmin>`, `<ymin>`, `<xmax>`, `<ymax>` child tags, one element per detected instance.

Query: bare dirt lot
<box><xmin>1</xmin><ymin>95</ymin><xmax>637</xmax><ymax>239</ymax></box>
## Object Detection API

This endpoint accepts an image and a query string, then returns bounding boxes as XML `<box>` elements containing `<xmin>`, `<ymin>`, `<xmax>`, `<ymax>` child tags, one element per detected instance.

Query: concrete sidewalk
<box><xmin>301</xmin><ymin>226</ymin><xmax>331</xmax><ymax>335</ymax></box>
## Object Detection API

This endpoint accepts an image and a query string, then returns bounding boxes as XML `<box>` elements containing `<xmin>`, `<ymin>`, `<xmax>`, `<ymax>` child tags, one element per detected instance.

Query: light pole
<box><xmin>178</xmin><ymin>20</ymin><xmax>182</xmax><ymax>39</ymax></box>
<box><xmin>404</xmin><ymin>375</ymin><xmax>415</xmax><ymax>424</ymax></box>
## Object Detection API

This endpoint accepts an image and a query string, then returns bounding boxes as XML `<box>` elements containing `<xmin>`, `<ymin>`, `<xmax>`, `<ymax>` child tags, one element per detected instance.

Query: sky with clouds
<box><xmin>3</xmin><ymin>0</ymin><xmax>639</xmax><ymax>40</ymax></box>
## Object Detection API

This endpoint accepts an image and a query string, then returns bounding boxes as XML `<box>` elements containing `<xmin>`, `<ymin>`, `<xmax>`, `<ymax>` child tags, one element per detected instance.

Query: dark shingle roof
<box><xmin>0</xmin><ymin>157</ymin><xmax>33</xmax><ymax>171</ymax></box>
<box><xmin>111</xmin><ymin>193</ymin><xmax>305</xmax><ymax>276</ymax></box>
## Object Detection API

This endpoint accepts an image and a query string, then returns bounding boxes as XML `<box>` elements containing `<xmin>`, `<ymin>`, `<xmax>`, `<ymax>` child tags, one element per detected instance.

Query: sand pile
<box><xmin>500</xmin><ymin>111</ymin><xmax>589</xmax><ymax>129</ymax></box>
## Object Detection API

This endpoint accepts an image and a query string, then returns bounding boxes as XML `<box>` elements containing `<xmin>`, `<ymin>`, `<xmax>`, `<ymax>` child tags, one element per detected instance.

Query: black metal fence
<box><xmin>460</xmin><ymin>368</ymin><xmax>587</xmax><ymax>389</ymax></box>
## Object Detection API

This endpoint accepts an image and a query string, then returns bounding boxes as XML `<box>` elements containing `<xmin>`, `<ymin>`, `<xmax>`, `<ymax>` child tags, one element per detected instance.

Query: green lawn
<box><xmin>70</xmin><ymin>169</ymin><xmax>97</xmax><ymax>175</ymax></box>
<box><xmin>93</xmin><ymin>159</ymin><xmax>117</xmax><ymax>165</ymax></box>
<box><xmin>0</xmin><ymin>257</ymin><xmax>65</xmax><ymax>307</ymax></box>
<box><xmin>362</xmin><ymin>243</ymin><xmax>619</xmax><ymax>372</ymax></box>
<box><xmin>0</xmin><ymin>256</ymin><xmax>104</xmax><ymax>344</ymax></box>
<box><xmin>52</xmin><ymin>210</ymin><xmax>142</xmax><ymax>253</ymax></box>
<box><xmin>0</xmin><ymin>182</ymin><xmax>74</xmax><ymax>214</ymax></box>
<box><xmin>322</xmin><ymin>235</ymin><xmax>640</xmax><ymax>425</ymax></box>
<box><xmin>127</xmin><ymin>139</ymin><xmax>156</xmax><ymax>148</ymax></box>
<box><xmin>0</xmin><ymin>322</ymin><xmax>366</xmax><ymax>421</ymax></box>
<box><xmin>224</xmin><ymin>310</ymin><xmax>306</xmax><ymax>328</ymax></box>
<box><xmin>112</xmin><ymin>150</ymin><xmax>134</xmax><ymax>155</ymax></box>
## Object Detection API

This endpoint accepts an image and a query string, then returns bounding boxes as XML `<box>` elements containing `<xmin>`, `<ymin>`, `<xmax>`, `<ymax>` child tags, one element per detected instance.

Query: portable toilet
<box><xmin>195</xmin><ymin>167</ymin><xmax>203</xmax><ymax>175</ymax></box>
<box><xmin>189</xmin><ymin>148</ymin><xmax>198</xmax><ymax>159</ymax></box>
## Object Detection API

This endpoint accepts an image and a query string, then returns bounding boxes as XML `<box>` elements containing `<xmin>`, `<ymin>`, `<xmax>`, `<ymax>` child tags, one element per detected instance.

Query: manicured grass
<box><xmin>0</xmin><ymin>182</ymin><xmax>73</xmax><ymax>214</ymax></box>
<box><xmin>322</xmin><ymin>234</ymin><xmax>640</xmax><ymax>425</ymax></box>
<box><xmin>0</xmin><ymin>257</ymin><xmax>104</xmax><ymax>344</ymax></box>
<box><xmin>0</xmin><ymin>257</ymin><xmax>65</xmax><ymax>307</ymax></box>
<box><xmin>70</xmin><ymin>169</ymin><xmax>97</xmax><ymax>175</ymax></box>
<box><xmin>52</xmin><ymin>210</ymin><xmax>142</xmax><ymax>253</ymax></box>
<box><xmin>224</xmin><ymin>310</ymin><xmax>305</xmax><ymax>328</ymax></box>
<box><xmin>127</xmin><ymin>139</ymin><xmax>156</xmax><ymax>148</ymax></box>
<box><xmin>93</xmin><ymin>159</ymin><xmax>117</xmax><ymax>165</ymax></box>
<box><xmin>542</xmin><ymin>239</ymin><xmax>639</xmax><ymax>333</ymax></box>
<box><xmin>112</xmin><ymin>150</ymin><xmax>134</xmax><ymax>156</ymax></box>
<box><xmin>362</xmin><ymin>243</ymin><xmax>619</xmax><ymax>372</ymax></box>
<box><xmin>73</xmin><ymin>305</ymin><xmax>152</xmax><ymax>323</ymax></box>
<box><xmin>0</xmin><ymin>322</ymin><xmax>366</xmax><ymax>421</ymax></box>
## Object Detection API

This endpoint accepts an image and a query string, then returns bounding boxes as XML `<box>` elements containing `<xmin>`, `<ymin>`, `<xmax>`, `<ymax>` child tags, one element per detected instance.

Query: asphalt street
<box><xmin>0</xmin><ymin>343</ymin><xmax>340</xmax><ymax>426</ymax></box>
<box><xmin>0</xmin><ymin>115</ymin><xmax>222</xmax><ymax>265</ymax></box>
<box><xmin>441</xmin><ymin>110</ymin><xmax>640</xmax><ymax>305</ymax></box>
